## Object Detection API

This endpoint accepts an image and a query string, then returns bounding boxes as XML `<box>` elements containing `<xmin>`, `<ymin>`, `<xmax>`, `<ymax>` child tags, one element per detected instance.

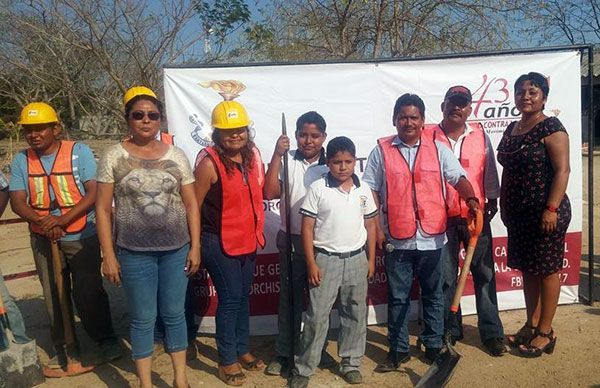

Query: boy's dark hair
<box><xmin>392</xmin><ymin>93</ymin><xmax>425</xmax><ymax>125</ymax></box>
<box><xmin>514</xmin><ymin>72</ymin><xmax>550</xmax><ymax>98</ymax></box>
<box><xmin>296</xmin><ymin>111</ymin><xmax>326</xmax><ymax>133</ymax></box>
<box><xmin>326</xmin><ymin>136</ymin><xmax>356</xmax><ymax>159</ymax></box>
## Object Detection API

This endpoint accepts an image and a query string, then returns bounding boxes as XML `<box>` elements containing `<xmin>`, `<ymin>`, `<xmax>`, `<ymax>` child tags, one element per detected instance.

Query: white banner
<box><xmin>164</xmin><ymin>49</ymin><xmax>582</xmax><ymax>334</ymax></box>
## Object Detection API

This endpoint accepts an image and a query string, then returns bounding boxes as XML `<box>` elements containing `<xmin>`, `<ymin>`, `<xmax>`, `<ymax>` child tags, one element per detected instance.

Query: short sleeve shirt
<box><xmin>278</xmin><ymin>149</ymin><xmax>329</xmax><ymax>235</ymax></box>
<box><xmin>362</xmin><ymin>136</ymin><xmax>466</xmax><ymax>250</ymax></box>
<box><xmin>0</xmin><ymin>172</ymin><xmax>8</xmax><ymax>191</ymax></box>
<box><xmin>9</xmin><ymin>142</ymin><xmax>97</xmax><ymax>241</ymax></box>
<box><xmin>300</xmin><ymin>173</ymin><xmax>377</xmax><ymax>252</ymax></box>
<box><xmin>96</xmin><ymin>143</ymin><xmax>194</xmax><ymax>251</ymax></box>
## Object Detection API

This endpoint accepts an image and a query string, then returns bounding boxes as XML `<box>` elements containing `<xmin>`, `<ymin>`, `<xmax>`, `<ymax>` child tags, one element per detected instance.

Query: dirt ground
<box><xmin>1</xmin><ymin>143</ymin><xmax>599</xmax><ymax>387</ymax></box>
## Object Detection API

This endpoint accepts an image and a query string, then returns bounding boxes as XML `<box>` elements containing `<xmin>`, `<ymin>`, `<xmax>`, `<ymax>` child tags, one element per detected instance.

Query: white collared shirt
<box><xmin>300</xmin><ymin>173</ymin><xmax>378</xmax><ymax>252</ymax></box>
<box><xmin>279</xmin><ymin>149</ymin><xmax>329</xmax><ymax>235</ymax></box>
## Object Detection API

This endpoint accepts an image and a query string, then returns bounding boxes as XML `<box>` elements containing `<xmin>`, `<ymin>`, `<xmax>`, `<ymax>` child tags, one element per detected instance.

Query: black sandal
<box><xmin>506</xmin><ymin>323</ymin><xmax>536</xmax><ymax>348</ymax></box>
<box><xmin>218</xmin><ymin>365</ymin><xmax>246</xmax><ymax>386</ymax></box>
<box><xmin>238</xmin><ymin>356</ymin><xmax>265</xmax><ymax>371</ymax></box>
<box><xmin>518</xmin><ymin>329</ymin><xmax>556</xmax><ymax>358</ymax></box>
<box><xmin>238</xmin><ymin>353</ymin><xmax>266</xmax><ymax>372</ymax></box>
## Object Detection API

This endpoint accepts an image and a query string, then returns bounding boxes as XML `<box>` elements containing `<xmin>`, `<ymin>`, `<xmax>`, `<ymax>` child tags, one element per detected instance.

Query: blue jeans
<box><xmin>202</xmin><ymin>232</ymin><xmax>255</xmax><ymax>366</ymax></box>
<box><xmin>154</xmin><ymin>281</ymin><xmax>199</xmax><ymax>345</ymax></box>
<box><xmin>441</xmin><ymin>219</ymin><xmax>504</xmax><ymax>341</ymax></box>
<box><xmin>117</xmin><ymin>244</ymin><xmax>189</xmax><ymax>359</ymax></box>
<box><xmin>385</xmin><ymin>249</ymin><xmax>444</xmax><ymax>352</ymax></box>
<box><xmin>0</xmin><ymin>268</ymin><xmax>31</xmax><ymax>344</ymax></box>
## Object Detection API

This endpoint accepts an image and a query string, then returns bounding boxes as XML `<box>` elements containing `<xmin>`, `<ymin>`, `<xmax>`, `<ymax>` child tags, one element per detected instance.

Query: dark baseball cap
<box><xmin>444</xmin><ymin>86</ymin><xmax>472</xmax><ymax>102</ymax></box>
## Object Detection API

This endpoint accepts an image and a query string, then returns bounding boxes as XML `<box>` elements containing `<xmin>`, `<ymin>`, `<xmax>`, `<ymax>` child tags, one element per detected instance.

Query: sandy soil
<box><xmin>5</xmin><ymin>271</ymin><xmax>600</xmax><ymax>388</ymax></box>
<box><xmin>1</xmin><ymin>143</ymin><xmax>599</xmax><ymax>387</ymax></box>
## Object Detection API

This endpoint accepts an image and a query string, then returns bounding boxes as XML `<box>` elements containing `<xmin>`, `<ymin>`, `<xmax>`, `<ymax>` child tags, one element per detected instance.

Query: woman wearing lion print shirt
<box><xmin>96</xmin><ymin>87</ymin><xmax>200</xmax><ymax>388</ymax></box>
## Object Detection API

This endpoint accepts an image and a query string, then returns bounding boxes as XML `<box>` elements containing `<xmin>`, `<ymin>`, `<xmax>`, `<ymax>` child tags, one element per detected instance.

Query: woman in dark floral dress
<box><xmin>497</xmin><ymin>72</ymin><xmax>571</xmax><ymax>358</ymax></box>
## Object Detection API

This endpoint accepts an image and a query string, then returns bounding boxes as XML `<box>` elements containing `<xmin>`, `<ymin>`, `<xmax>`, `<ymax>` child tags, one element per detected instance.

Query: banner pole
<box><xmin>587</xmin><ymin>45</ymin><xmax>595</xmax><ymax>305</ymax></box>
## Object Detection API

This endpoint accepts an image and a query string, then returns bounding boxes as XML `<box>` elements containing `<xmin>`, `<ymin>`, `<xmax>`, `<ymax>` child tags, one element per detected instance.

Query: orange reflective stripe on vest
<box><xmin>203</xmin><ymin>146</ymin><xmax>265</xmax><ymax>256</ymax></box>
<box><xmin>424</xmin><ymin>123</ymin><xmax>486</xmax><ymax>218</ymax></box>
<box><xmin>26</xmin><ymin>141</ymin><xmax>87</xmax><ymax>234</ymax></box>
<box><xmin>378</xmin><ymin>135</ymin><xmax>447</xmax><ymax>239</ymax></box>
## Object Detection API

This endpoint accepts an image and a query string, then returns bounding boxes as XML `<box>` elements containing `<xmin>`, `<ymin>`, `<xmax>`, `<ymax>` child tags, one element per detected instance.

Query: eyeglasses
<box><xmin>445</xmin><ymin>98</ymin><xmax>471</xmax><ymax>109</ymax></box>
<box><xmin>130</xmin><ymin>111</ymin><xmax>161</xmax><ymax>121</ymax></box>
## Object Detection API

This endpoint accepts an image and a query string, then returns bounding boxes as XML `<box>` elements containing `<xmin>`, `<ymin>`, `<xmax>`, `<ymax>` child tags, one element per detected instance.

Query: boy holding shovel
<box><xmin>263</xmin><ymin>111</ymin><xmax>333</xmax><ymax>376</ymax></box>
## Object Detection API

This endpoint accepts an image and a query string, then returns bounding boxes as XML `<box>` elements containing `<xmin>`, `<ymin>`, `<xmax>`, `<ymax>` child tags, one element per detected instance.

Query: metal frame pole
<box><xmin>165</xmin><ymin>44</ymin><xmax>591</xmax><ymax>69</ymax></box>
<box><xmin>587</xmin><ymin>45</ymin><xmax>595</xmax><ymax>305</ymax></box>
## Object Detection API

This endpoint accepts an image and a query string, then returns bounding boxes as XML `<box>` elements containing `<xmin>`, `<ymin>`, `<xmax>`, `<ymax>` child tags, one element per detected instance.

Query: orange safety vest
<box><xmin>203</xmin><ymin>146</ymin><xmax>266</xmax><ymax>256</ymax></box>
<box><xmin>378</xmin><ymin>134</ymin><xmax>447</xmax><ymax>239</ymax></box>
<box><xmin>160</xmin><ymin>132</ymin><xmax>174</xmax><ymax>145</ymax></box>
<box><xmin>424</xmin><ymin>123</ymin><xmax>486</xmax><ymax>218</ymax></box>
<box><xmin>26</xmin><ymin>141</ymin><xmax>87</xmax><ymax>235</ymax></box>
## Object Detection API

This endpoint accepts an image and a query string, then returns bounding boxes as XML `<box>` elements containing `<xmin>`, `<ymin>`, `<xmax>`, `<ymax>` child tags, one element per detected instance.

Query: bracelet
<box><xmin>545</xmin><ymin>204</ymin><xmax>558</xmax><ymax>213</ymax></box>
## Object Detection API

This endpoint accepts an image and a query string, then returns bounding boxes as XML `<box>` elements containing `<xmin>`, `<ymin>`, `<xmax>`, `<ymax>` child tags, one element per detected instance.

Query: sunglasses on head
<box><xmin>130</xmin><ymin>111</ymin><xmax>161</xmax><ymax>121</ymax></box>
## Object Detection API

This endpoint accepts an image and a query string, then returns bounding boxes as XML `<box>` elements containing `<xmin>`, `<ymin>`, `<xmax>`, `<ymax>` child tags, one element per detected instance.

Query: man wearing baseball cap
<box><xmin>423</xmin><ymin>86</ymin><xmax>505</xmax><ymax>356</ymax></box>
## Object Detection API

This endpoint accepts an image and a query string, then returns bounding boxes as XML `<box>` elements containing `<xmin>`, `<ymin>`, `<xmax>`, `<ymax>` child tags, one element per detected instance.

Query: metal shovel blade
<box><xmin>415</xmin><ymin>336</ymin><xmax>461</xmax><ymax>388</ymax></box>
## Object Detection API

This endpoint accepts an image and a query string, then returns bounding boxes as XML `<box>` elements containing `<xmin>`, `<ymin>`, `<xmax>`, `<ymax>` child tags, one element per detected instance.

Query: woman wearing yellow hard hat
<box><xmin>194</xmin><ymin>100</ymin><xmax>266</xmax><ymax>385</ymax></box>
<box><xmin>96</xmin><ymin>86</ymin><xmax>200</xmax><ymax>388</ymax></box>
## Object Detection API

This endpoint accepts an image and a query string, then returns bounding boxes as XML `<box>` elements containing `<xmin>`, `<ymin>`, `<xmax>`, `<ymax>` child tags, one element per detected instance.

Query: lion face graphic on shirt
<box><xmin>114</xmin><ymin>157</ymin><xmax>183</xmax><ymax>218</ymax></box>
<box><xmin>120</xmin><ymin>168</ymin><xmax>177</xmax><ymax>216</ymax></box>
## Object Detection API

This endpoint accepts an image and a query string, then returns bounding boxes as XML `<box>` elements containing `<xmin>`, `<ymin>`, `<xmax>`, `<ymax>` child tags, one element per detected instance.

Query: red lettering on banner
<box><xmin>470</xmin><ymin>74</ymin><xmax>518</xmax><ymax>122</ymax></box>
<box><xmin>191</xmin><ymin>232</ymin><xmax>582</xmax><ymax>318</ymax></box>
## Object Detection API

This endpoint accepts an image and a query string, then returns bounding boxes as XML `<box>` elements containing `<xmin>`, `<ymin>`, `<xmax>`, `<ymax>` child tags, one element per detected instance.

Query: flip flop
<box><xmin>65</xmin><ymin>361</ymin><xmax>95</xmax><ymax>376</ymax></box>
<box><xmin>43</xmin><ymin>366</ymin><xmax>69</xmax><ymax>378</ymax></box>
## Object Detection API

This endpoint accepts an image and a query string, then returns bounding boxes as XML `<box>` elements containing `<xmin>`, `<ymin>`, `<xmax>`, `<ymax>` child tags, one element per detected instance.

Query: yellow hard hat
<box><xmin>211</xmin><ymin>101</ymin><xmax>251</xmax><ymax>130</ymax></box>
<box><xmin>123</xmin><ymin>86</ymin><xmax>157</xmax><ymax>106</ymax></box>
<box><xmin>18</xmin><ymin>102</ymin><xmax>59</xmax><ymax>125</ymax></box>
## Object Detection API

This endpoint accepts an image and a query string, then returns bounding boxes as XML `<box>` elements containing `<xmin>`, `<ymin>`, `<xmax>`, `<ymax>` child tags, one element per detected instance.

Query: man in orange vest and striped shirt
<box><xmin>9</xmin><ymin>102</ymin><xmax>121</xmax><ymax>376</ymax></box>
<box><xmin>424</xmin><ymin>86</ymin><xmax>505</xmax><ymax>356</ymax></box>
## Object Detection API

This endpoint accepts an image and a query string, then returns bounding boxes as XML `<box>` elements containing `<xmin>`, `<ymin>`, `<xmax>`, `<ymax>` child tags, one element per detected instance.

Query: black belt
<box><xmin>314</xmin><ymin>246</ymin><xmax>365</xmax><ymax>259</ymax></box>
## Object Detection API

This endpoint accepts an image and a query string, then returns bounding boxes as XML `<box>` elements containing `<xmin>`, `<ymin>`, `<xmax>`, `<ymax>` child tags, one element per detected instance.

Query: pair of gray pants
<box><xmin>30</xmin><ymin>233</ymin><xmax>116</xmax><ymax>357</ymax></box>
<box><xmin>0</xmin><ymin>267</ymin><xmax>32</xmax><ymax>344</ymax></box>
<box><xmin>294</xmin><ymin>250</ymin><xmax>368</xmax><ymax>376</ymax></box>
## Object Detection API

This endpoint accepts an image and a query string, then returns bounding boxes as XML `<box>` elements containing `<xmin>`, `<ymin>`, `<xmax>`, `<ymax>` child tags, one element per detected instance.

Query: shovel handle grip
<box><xmin>50</xmin><ymin>241</ymin><xmax>75</xmax><ymax>346</ymax></box>
<box><xmin>450</xmin><ymin>209</ymin><xmax>483</xmax><ymax>310</ymax></box>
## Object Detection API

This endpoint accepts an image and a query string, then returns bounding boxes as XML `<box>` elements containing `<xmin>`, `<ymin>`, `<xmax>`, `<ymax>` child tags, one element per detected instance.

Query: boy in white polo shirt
<box><xmin>263</xmin><ymin>111</ymin><xmax>332</xmax><ymax>376</ymax></box>
<box><xmin>290</xmin><ymin>136</ymin><xmax>377</xmax><ymax>388</ymax></box>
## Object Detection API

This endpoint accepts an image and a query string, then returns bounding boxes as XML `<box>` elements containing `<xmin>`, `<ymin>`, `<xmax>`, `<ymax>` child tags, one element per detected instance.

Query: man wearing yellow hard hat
<box><xmin>9</xmin><ymin>102</ymin><xmax>121</xmax><ymax>377</ymax></box>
